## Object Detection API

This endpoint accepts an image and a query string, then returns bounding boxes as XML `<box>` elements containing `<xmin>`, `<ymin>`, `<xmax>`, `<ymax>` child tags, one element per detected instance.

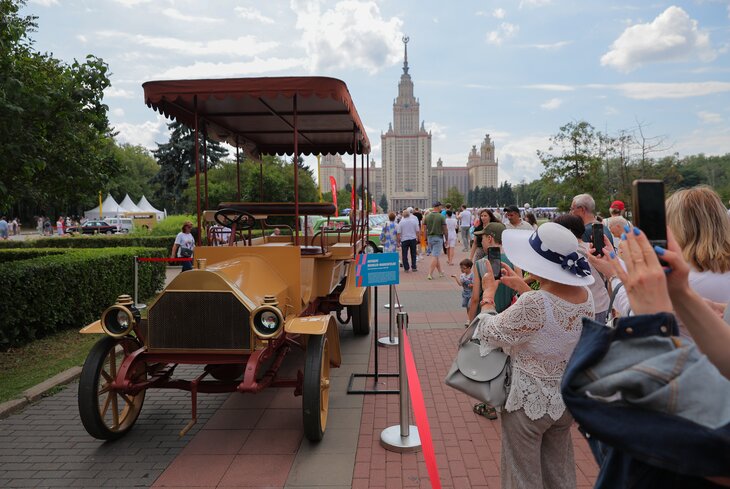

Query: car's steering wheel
<box><xmin>214</xmin><ymin>208</ymin><xmax>256</xmax><ymax>230</ymax></box>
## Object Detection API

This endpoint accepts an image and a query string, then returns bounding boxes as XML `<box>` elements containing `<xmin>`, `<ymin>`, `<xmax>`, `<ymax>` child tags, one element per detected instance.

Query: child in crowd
<box><xmin>452</xmin><ymin>258</ymin><xmax>474</xmax><ymax>324</ymax></box>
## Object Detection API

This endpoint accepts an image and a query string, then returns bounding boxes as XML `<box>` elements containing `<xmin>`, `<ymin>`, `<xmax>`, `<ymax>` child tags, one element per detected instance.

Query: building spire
<box><xmin>402</xmin><ymin>35</ymin><xmax>409</xmax><ymax>74</ymax></box>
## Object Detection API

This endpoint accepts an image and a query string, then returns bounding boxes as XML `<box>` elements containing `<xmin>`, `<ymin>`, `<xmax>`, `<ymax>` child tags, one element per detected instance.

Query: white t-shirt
<box><xmin>459</xmin><ymin>209</ymin><xmax>472</xmax><ymax>228</ymax></box>
<box><xmin>174</xmin><ymin>231</ymin><xmax>195</xmax><ymax>257</ymax></box>
<box><xmin>397</xmin><ymin>215</ymin><xmax>420</xmax><ymax>241</ymax></box>
<box><xmin>689</xmin><ymin>269</ymin><xmax>730</xmax><ymax>304</ymax></box>
<box><xmin>446</xmin><ymin>217</ymin><xmax>458</xmax><ymax>238</ymax></box>
<box><xmin>505</xmin><ymin>220</ymin><xmax>534</xmax><ymax>231</ymax></box>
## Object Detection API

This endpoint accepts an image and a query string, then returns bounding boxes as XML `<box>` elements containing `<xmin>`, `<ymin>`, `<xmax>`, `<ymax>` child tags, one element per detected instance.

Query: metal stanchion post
<box><xmin>378</xmin><ymin>284</ymin><xmax>399</xmax><ymax>347</ymax></box>
<box><xmin>134</xmin><ymin>256</ymin><xmax>139</xmax><ymax>306</ymax></box>
<box><xmin>380</xmin><ymin>312</ymin><xmax>421</xmax><ymax>452</ymax></box>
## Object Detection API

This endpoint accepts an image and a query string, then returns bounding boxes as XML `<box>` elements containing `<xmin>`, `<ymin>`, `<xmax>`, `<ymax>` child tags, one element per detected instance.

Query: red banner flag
<box><xmin>329</xmin><ymin>176</ymin><xmax>338</xmax><ymax>216</ymax></box>
<box><xmin>372</xmin><ymin>198</ymin><xmax>377</xmax><ymax>214</ymax></box>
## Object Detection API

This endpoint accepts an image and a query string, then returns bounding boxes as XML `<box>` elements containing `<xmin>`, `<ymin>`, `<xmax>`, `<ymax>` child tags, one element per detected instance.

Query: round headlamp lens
<box><xmin>116</xmin><ymin>310</ymin><xmax>130</xmax><ymax>329</ymax></box>
<box><xmin>260</xmin><ymin>311</ymin><xmax>279</xmax><ymax>332</ymax></box>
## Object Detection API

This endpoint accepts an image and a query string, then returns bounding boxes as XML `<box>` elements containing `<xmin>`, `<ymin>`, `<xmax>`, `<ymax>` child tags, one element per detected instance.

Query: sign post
<box><xmin>347</xmin><ymin>252</ymin><xmax>401</xmax><ymax>395</ymax></box>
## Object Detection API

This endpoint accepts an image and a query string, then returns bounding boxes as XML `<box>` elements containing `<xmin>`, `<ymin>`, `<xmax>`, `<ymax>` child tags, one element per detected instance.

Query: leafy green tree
<box><xmin>1</xmin><ymin>0</ymin><xmax>117</xmax><ymax>216</ymax></box>
<box><xmin>379</xmin><ymin>194</ymin><xmax>388</xmax><ymax>213</ymax></box>
<box><xmin>443</xmin><ymin>186</ymin><xmax>464</xmax><ymax>209</ymax></box>
<box><xmin>151</xmin><ymin>122</ymin><xmax>228</xmax><ymax>213</ymax></box>
<box><xmin>106</xmin><ymin>144</ymin><xmax>159</xmax><ymax>202</ymax></box>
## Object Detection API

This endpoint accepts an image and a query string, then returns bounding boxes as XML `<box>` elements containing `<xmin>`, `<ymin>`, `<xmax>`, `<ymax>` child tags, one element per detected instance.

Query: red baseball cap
<box><xmin>610</xmin><ymin>200</ymin><xmax>625</xmax><ymax>211</ymax></box>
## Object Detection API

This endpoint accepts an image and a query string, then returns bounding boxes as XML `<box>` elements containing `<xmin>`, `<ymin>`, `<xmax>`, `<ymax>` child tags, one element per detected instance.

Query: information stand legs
<box><xmin>378</xmin><ymin>284</ymin><xmax>399</xmax><ymax>346</ymax></box>
<box><xmin>347</xmin><ymin>285</ymin><xmax>399</xmax><ymax>395</ymax></box>
<box><xmin>381</xmin><ymin>312</ymin><xmax>421</xmax><ymax>452</ymax></box>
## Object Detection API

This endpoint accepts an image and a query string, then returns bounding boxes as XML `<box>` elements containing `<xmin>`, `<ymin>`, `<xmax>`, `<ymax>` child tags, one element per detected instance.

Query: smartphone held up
<box><xmin>591</xmin><ymin>223</ymin><xmax>605</xmax><ymax>256</ymax></box>
<box><xmin>631</xmin><ymin>179</ymin><xmax>667</xmax><ymax>249</ymax></box>
<box><xmin>487</xmin><ymin>247</ymin><xmax>502</xmax><ymax>280</ymax></box>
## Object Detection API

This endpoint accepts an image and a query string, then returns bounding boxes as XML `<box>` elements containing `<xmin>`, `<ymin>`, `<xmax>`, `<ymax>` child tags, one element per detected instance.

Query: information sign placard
<box><xmin>355</xmin><ymin>252</ymin><xmax>400</xmax><ymax>287</ymax></box>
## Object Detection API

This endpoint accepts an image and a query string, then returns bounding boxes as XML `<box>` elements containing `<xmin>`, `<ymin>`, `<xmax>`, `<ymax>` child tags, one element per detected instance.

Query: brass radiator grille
<box><xmin>147</xmin><ymin>291</ymin><xmax>251</xmax><ymax>351</ymax></box>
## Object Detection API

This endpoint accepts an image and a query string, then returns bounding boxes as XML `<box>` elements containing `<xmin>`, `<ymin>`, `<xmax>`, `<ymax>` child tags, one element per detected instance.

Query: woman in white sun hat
<box><xmin>474</xmin><ymin>222</ymin><xmax>595</xmax><ymax>489</ymax></box>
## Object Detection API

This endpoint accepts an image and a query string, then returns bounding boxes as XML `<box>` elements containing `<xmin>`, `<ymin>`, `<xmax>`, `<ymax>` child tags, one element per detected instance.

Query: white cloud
<box><xmin>113</xmin><ymin>116</ymin><xmax>168</xmax><ymax>149</ymax></box>
<box><xmin>697</xmin><ymin>111</ymin><xmax>722</xmax><ymax>124</ymax></box>
<box><xmin>540</xmin><ymin>98</ymin><xmax>563</xmax><ymax>110</ymax></box>
<box><xmin>524</xmin><ymin>84</ymin><xmax>574</xmax><ymax>92</ymax></box>
<box><xmin>234</xmin><ymin>7</ymin><xmax>275</xmax><ymax>24</ymax></box>
<box><xmin>519</xmin><ymin>0</ymin><xmax>551</xmax><ymax>8</ymax></box>
<box><xmin>497</xmin><ymin>135</ymin><xmax>551</xmax><ymax>183</ymax></box>
<box><xmin>601</xmin><ymin>6</ymin><xmax>716</xmax><ymax>72</ymax></box>
<box><xmin>161</xmin><ymin>8</ymin><xmax>223</xmax><ymax>24</ymax></box>
<box><xmin>97</xmin><ymin>31</ymin><xmax>278</xmax><ymax>58</ymax></box>
<box><xmin>487</xmin><ymin>22</ymin><xmax>519</xmax><ymax>46</ymax></box>
<box><xmin>605</xmin><ymin>106</ymin><xmax>619</xmax><ymax>116</ymax></box>
<box><xmin>76</xmin><ymin>34</ymin><xmax>87</xmax><ymax>43</ymax></box>
<box><xmin>292</xmin><ymin>0</ymin><xmax>404</xmax><ymax>75</ymax></box>
<box><xmin>105</xmin><ymin>87</ymin><xmax>136</xmax><ymax>99</ymax></box>
<box><xmin>588</xmin><ymin>81</ymin><xmax>730</xmax><ymax>99</ymax></box>
<box><xmin>112</xmin><ymin>0</ymin><xmax>152</xmax><ymax>6</ymax></box>
<box><xmin>29</xmin><ymin>0</ymin><xmax>58</xmax><ymax>6</ymax></box>
<box><xmin>528</xmin><ymin>40</ymin><xmax>572</xmax><ymax>50</ymax></box>
<box><xmin>493</xmin><ymin>8</ymin><xmax>506</xmax><ymax>19</ymax></box>
<box><xmin>153</xmin><ymin>57</ymin><xmax>307</xmax><ymax>79</ymax></box>
<box><xmin>424</xmin><ymin>122</ymin><xmax>447</xmax><ymax>140</ymax></box>
<box><xmin>111</xmin><ymin>108</ymin><xmax>125</xmax><ymax>117</ymax></box>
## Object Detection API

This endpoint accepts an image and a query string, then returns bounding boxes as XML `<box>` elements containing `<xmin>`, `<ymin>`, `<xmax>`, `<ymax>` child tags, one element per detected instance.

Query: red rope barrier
<box><xmin>137</xmin><ymin>257</ymin><xmax>192</xmax><ymax>262</ymax></box>
<box><xmin>402</xmin><ymin>327</ymin><xmax>442</xmax><ymax>489</ymax></box>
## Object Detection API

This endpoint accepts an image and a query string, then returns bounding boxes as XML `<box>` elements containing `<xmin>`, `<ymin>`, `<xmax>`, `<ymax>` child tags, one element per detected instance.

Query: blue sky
<box><xmin>22</xmin><ymin>0</ymin><xmax>730</xmax><ymax>184</ymax></box>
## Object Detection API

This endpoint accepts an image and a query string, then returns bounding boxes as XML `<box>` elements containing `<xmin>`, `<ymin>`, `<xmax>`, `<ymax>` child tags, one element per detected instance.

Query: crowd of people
<box><xmin>380</xmin><ymin>185</ymin><xmax>730</xmax><ymax>487</ymax></box>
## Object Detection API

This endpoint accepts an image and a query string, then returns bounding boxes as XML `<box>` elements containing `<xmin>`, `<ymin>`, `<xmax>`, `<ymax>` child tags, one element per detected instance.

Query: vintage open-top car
<box><xmin>77</xmin><ymin>77</ymin><xmax>373</xmax><ymax>442</ymax></box>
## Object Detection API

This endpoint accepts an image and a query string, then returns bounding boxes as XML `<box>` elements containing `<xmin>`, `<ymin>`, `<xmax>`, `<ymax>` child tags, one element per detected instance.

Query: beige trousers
<box><xmin>500</xmin><ymin>408</ymin><xmax>576</xmax><ymax>489</ymax></box>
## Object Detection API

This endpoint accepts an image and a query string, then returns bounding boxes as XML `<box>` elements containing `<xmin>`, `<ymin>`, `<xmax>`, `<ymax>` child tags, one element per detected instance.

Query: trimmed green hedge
<box><xmin>0</xmin><ymin>235</ymin><xmax>175</xmax><ymax>254</ymax></box>
<box><xmin>0</xmin><ymin>247</ymin><xmax>166</xmax><ymax>350</ymax></box>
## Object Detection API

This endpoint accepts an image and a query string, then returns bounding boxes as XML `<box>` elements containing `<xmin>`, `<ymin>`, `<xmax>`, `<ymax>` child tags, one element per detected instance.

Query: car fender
<box><xmin>79</xmin><ymin>319</ymin><xmax>104</xmax><ymax>334</ymax></box>
<box><xmin>339</xmin><ymin>260</ymin><xmax>366</xmax><ymax>306</ymax></box>
<box><xmin>285</xmin><ymin>315</ymin><xmax>341</xmax><ymax>367</ymax></box>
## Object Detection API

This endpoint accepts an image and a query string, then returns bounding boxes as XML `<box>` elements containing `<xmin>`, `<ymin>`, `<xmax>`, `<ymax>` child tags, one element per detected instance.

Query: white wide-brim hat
<box><xmin>502</xmin><ymin>222</ymin><xmax>595</xmax><ymax>286</ymax></box>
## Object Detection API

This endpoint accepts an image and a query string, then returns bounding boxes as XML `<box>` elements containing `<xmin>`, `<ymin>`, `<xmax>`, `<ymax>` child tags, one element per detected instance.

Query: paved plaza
<box><xmin>0</xmin><ymin>247</ymin><xmax>598</xmax><ymax>488</ymax></box>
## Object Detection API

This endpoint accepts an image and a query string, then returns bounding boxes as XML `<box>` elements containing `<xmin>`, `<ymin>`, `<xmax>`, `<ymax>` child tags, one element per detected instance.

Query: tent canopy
<box><xmin>84</xmin><ymin>194</ymin><xmax>129</xmax><ymax>219</ymax></box>
<box><xmin>142</xmin><ymin>77</ymin><xmax>371</xmax><ymax>157</ymax></box>
<box><xmin>137</xmin><ymin>195</ymin><xmax>165</xmax><ymax>221</ymax></box>
<box><xmin>120</xmin><ymin>194</ymin><xmax>143</xmax><ymax>213</ymax></box>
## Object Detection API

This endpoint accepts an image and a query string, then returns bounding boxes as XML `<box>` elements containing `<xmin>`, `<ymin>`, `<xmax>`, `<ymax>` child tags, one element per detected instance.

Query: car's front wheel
<box><xmin>78</xmin><ymin>336</ymin><xmax>146</xmax><ymax>440</ymax></box>
<box><xmin>302</xmin><ymin>334</ymin><xmax>330</xmax><ymax>442</ymax></box>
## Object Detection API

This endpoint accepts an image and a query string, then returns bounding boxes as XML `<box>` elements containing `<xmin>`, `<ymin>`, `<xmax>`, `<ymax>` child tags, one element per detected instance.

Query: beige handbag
<box><xmin>444</xmin><ymin>316</ymin><xmax>511</xmax><ymax>408</ymax></box>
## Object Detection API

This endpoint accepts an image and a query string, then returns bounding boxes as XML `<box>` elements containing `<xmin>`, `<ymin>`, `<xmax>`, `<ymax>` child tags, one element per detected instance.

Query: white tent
<box><xmin>120</xmin><ymin>194</ymin><xmax>144</xmax><ymax>213</ymax></box>
<box><xmin>84</xmin><ymin>194</ymin><xmax>130</xmax><ymax>219</ymax></box>
<box><xmin>137</xmin><ymin>195</ymin><xmax>166</xmax><ymax>221</ymax></box>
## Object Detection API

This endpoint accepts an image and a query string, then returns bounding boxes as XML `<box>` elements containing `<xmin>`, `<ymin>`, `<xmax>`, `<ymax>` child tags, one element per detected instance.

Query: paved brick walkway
<box><xmin>0</xmin><ymin>246</ymin><xmax>599</xmax><ymax>488</ymax></box>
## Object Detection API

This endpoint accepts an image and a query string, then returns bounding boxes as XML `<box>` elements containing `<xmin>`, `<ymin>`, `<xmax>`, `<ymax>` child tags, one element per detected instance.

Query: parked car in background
<box><xmin>312</xmin><ymin>215</ymin><xmax>386</xmax><ymax>253</ymax></box>
<box><xmin>66</xmin><ymin>220</ymin><xmax>118</xmax><ymax>235</ymax></box>
<box><xmin>105</xmin><ymin>217</ymin><xmax>134</xmax><ymax>233</ymax></box>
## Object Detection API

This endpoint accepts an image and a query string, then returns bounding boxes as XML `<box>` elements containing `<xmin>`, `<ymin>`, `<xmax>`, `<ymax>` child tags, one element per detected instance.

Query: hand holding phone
<box><xmin>632</xmin><ymin>179</ymin><xmax>667</xmax><ymax>249</ymax></box>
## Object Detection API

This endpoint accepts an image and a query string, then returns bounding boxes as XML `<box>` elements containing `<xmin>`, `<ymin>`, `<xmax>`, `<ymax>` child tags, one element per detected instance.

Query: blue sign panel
<box><xmin>355</xmin><ymin>252</ymin><xmax>400</xmax><ymax>287</ymax></box>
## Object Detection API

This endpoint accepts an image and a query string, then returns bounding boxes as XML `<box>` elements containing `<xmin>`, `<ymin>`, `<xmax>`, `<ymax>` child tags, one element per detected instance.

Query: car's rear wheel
<box><xmin>347</xmin><ymin>287</ymin><xmax>371</xmax><ymax>336</ymax></box>
<box><xmin>302</xmin><ymin>334</ymin><xmax>330</xmax><ymax>442</ymax></box>
<box><xmin>78</xmin><ymin>336</ymin><xmax>146</xmax><ymax>440</ymax></box>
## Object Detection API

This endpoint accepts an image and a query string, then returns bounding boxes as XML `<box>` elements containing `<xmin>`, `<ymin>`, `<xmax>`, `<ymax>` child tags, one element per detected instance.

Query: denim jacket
<box><xmin>562</xmin><ymin>313</ymin><xmax>730</xmax><ymax>488</ymax></box>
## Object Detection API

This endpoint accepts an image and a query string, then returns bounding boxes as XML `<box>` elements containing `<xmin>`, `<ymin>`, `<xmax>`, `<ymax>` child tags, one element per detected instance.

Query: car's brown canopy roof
<box><xmin>143</xmin><ymin>76</ymin><xmax>370</xmax><ymax>157</ymax></box>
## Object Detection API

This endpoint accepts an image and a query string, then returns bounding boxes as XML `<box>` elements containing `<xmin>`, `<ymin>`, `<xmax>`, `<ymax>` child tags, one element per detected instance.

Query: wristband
<box><xmin>480</xmin><ymin>297</ymin><xmax>495</xmax><ymax>306</ymax></box>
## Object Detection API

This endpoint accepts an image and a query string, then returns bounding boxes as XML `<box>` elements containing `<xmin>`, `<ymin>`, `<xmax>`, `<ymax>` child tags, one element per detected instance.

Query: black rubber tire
<box><xmin>302</xmin><ymin>334</ymin><xmax>330</xmax><ymax>442</ymax></box>
<box><xmin>348</xmin><ymin>287</ymin><xmax>371</xmax><ymax>336</ymax></box>
<box><xmin>78</xmin><ymin>336</ymin><xmax>146</xmax><ymax>441</ymax></box>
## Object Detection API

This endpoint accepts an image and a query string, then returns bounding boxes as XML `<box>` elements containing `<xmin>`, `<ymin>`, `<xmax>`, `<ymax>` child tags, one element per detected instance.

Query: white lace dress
<box><xmin>475</xmin><ymin>290</ymin><xmax>594</xmax><ymax>420</ymax></box>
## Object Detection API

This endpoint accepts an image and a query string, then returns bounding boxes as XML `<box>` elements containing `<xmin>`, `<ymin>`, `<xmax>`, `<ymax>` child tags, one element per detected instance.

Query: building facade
<box><xmin>320</xmin><ymin>39</ymin><xmax>499</xmax><ymax>212</ymax></box>
<box><xmin>381</xmin><ymin>37</ymin><xmax>432</xmax><ymax>211</ymax></box>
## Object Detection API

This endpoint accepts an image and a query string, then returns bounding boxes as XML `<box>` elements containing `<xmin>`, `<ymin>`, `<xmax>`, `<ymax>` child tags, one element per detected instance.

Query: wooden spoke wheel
<box><xmin>347</xmin><ymin>286</ymin><xmax>371</xmax><ymax>336</ymax></box>
<box><xmin>78</xmin><ymin>336</ymin><xmax>146</xmax><ymax>440</ymax></box>
<box><xmin>302</xmin><ymin>334</ymin><xmax>330</xmax><ymax>442</ymax></box>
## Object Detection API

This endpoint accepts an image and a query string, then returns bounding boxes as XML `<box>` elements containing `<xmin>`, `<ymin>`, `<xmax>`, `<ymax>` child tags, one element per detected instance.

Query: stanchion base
<box><xmin>380</xmin><ymin>425</ymin><xmax>421</xmax><ymax>452</ymax></box>
<box><xmin>134</xmin><ymin>304</ymin><xmax>147</xmax><ymax>311</ymax></box>
<box><xmin>377</xmin><ymin>336</ymin><xmax>399</xmax><ymax>347</ymax></box>
<box><xmin>383</xmin><ymin>303</ymin><xmax>403</xmax><ymax>309</ymax></box>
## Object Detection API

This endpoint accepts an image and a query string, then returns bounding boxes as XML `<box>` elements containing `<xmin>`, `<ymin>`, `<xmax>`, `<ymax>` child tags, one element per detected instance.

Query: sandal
<box><xmin>473</xmin><ymin>402</ymin><xmax>498</xmax><ymax>420</ymax></box>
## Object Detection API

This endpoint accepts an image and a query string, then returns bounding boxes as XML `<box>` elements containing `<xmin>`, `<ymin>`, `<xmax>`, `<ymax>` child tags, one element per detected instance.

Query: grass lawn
<box><xmin>0</xmin><ymin>329</ymin><xmax>100</xmax><ymax>403</ymax></box>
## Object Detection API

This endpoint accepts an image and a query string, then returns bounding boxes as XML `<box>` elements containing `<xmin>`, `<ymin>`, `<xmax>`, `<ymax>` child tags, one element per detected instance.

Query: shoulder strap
<box><xmin>608</xmin><ymin>281</ymin><xmax>624</xmax><ymax>316</ymax></box>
